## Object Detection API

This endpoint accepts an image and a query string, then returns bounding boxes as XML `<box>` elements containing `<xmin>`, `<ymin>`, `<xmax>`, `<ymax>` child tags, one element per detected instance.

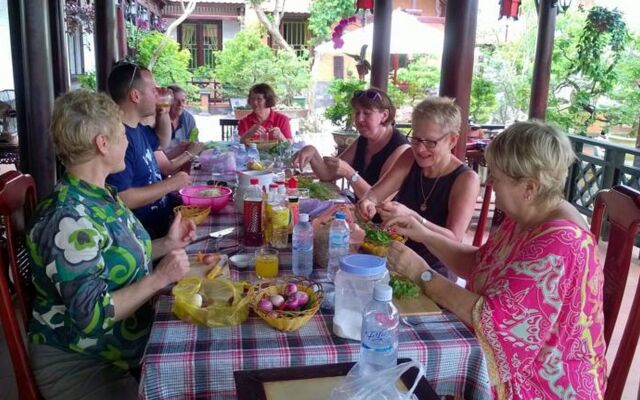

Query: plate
<box><xmin>230</xmin><ymin>253</ymin><xmax>255</xmax><ymax>269</ymax></box>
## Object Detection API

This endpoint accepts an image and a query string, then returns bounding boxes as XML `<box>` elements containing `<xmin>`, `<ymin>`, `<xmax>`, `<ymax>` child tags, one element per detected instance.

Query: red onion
<box><xmin>270</xmin><ymin>294</ymin><xmax>285</xmax><ymax>307</ymax></box>
<box><xmin>258</xmin><ymin>298</ymin><xmax>273</xmax><ymax>312</ymax></box>
<box><xmin>284</xmin><ymin>297</ymin><xmax>299</xmax><ymax>310</ymax></box>
<box><xmin>283</xmin><ymin>283</ymin><xmax>298</xmax><ymax>296</ymax></box>
<box><xmin>293</xmin><ymin>291</ymin><xmax>309</xmax><ymax>307</ymax></box>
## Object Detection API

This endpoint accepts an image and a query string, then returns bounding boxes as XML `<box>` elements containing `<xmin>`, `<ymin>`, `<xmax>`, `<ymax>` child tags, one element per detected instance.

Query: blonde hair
<box><xmin>50</xmin><ymin>90</ymin><xmax>123</xmax><ymax>167</ymax></box>
<box><xmin>484</xmin><ymin>120</ymin><xmax>575</xmax><ymax>202</ymax></box>
<box><xmin>411</xmin><ymin>97</ymin><xmax>461</xmax><ymax>135</ymax></box>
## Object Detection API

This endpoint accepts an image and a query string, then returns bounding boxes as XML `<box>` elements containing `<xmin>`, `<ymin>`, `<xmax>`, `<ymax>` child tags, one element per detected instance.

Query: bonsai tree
<box><xmin>324</xmin><ymin>77</ymin><xmax>365</xmax><ymax>130</ymax></box>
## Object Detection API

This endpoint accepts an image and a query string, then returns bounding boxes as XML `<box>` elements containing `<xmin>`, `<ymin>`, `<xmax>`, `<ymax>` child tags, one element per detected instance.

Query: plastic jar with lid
<box><xmin>332</xmin><ymin>254</ymin><xmax>389</xmax><ymax>341</ymax></box>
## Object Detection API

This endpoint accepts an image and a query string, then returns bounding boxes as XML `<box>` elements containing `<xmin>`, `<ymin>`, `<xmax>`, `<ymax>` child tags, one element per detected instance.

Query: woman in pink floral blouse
<box><xmin>385</xmin><ymin>121</ymin><xmax>606</xmax><ymax>399</ymax></box>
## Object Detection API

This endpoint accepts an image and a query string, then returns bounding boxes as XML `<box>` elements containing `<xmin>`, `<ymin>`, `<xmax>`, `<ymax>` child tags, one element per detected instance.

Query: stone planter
<box><xmin>276</xmin><ymin>108</ymin><xmax>309</xmax><ymax>119</ymax></box>
<box><xmin>332</xmin><ymin>129</ymin><xmax>359</xmax><ymax>154</ymax></box>
<box><xmin>233</xmin><ymin>109</ymin><xmax>252</xmax><ymax>120</ymax></box>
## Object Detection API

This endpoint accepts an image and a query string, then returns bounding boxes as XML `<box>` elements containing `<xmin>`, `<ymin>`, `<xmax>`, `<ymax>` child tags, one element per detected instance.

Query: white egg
<box><xmin>189</xmin><ymin>293</ymin><xmax>203</xmax><ymax>308</ymax></box>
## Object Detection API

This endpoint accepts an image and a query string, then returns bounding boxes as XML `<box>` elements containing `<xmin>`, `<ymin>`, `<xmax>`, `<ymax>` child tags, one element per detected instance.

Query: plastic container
<box><xmin>359</xmin><ymin>284</ymin><xmax>399</xmax><ymax>375</ymax></box>
<box><xmin>243</xmin><ymin>178</ymin><xmax>263</xmax><ymax>247</ymax></box>
<box><xmin>333</xmin><ymin>254</ymin><xmax>389</xmax><ymax>340</ymax></box>
<box><xmin>292</xmin><ymin>213</ymin><xmax>314</xmax><ymax>277</ymax></box>
<box><xmin>178</xmin><ymin>185</ymin><xmax>232</xmax><ymax>212</ymax></box>
<box><xmin>200</xmin><ymin>150</ymin><xmax>236</xmax><ymax>173</ymax></box>
<box><xmin>327</xmin><ymin>212</ymin><xmax>350</xmax><ymax>282</ymax></box>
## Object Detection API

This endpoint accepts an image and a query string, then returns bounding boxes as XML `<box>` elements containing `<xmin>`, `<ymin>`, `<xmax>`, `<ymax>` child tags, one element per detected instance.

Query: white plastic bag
<box><xmin>329</xmin><ymin>359</ymin><xmax>425</xmax><ymax>400</ymax></box>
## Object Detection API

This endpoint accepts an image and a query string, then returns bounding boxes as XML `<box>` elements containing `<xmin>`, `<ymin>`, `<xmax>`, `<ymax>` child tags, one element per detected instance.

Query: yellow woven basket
<box><xmin>174</xmin><ymin>205</ymin><xmax>211</xmax><ymax>225</ymax></box>
<box><xmin>250</xmin><ymin>276</ymin><xmax>324</xmax><ymax>332</ymax></box>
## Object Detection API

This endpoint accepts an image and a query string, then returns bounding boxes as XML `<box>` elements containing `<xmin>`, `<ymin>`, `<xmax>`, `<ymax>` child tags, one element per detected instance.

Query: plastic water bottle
<box><xmin>235</xmin><ymin>144</ymin><xmax>247</xmax><ymax>170</ymax></box>
<box><xmin>359</xmin><ymin>283</ymin><xmax>399</xmax><ymax>375</ymax></box>
<box><xmin>292</xmin><ymin>213</ymin><xmax>314</xmax><ymax>277</ymax></box>
<box><xmin>247</xmin><ymin>143</ymin><xmax>260</xmax><ymax>163</ymax></box>
<box><xmin>328</xmin><ymin>212</ymin><xmax>350</xmax><ymax>282</ymax></box>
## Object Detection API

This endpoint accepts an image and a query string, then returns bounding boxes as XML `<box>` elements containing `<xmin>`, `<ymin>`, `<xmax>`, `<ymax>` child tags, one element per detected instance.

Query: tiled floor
<box><xmin>2</xmin><ymin>186</ymin><xmax>640</xmax><ymax>399</ymax></box>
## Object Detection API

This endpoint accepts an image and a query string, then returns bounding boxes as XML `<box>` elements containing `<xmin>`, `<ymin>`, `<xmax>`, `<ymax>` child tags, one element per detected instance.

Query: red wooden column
<box><xmin>528</xmin><ymin>0</ymin><xmax>558</xmax><ymax>120</ymax></box>
<box><xmin>370</xmin><ymin>0</ymin><xmax>393</xmax><ymax>91</ymax></box>
<box><xmin>439</xmin><ymin>0</ymin><xmax>479</xmax><ymax>160</ymax></box>
<box><xmin>96</xmin><ymin>0</ymin><xmax>118</xmax><ymax>92</ymax></box>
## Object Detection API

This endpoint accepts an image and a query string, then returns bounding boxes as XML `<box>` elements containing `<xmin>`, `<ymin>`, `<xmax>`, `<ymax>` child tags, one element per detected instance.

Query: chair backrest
<box><xmin>0</xmin><ymin>171</ymin><xmax>39</xmax><ymax>399</ymax></box>
<box><xmin>0</xmin><ymin>172</ymin><xmax>37</xmax><ymax>330</ymax></box>
<box><xmin>220</xmin><ymin>118</ymin><xmax>239</xmax><ymax>141</ymax></box>
<box><xmin>590</xmin><ymin>185</ymin><xmax>640</xmax><ymax>400</ymax></box>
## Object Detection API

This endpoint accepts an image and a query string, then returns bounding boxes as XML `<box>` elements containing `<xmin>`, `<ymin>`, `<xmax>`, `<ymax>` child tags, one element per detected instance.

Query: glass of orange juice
<box><xmin>255</xmin><ymin>248</ymin><xmax>279</xmax><ymax>279</ymax></box>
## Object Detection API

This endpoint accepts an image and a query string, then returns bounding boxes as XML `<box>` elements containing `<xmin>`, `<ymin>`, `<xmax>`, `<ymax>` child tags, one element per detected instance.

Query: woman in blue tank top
<box><xmin>357</xmin><ymin>97</ymin><xmax>480</xmax><ymax>279</ymax></box>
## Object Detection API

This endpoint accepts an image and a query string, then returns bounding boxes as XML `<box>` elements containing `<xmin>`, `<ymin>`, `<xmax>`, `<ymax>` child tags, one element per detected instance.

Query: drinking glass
<box><xmin>157</xmin><ymin>91</ymin><xmax>173</xmax><ymax>109</ymax></box>
<box><xmin>255</xmin><ymin>248</ymin><xmax>279</xmax><ymax>279</ymax></box>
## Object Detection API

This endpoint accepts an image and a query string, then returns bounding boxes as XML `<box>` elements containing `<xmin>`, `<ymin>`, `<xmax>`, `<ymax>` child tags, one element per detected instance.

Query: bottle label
<box><xmin>243</xmin><ymin>200</ymin><xmax>263</xmax><ymax>236</ymax></box>
<box><xmin>362</xmin><ymin>330</ymin><xmax>393</xmax><ymax>352</ymax></box>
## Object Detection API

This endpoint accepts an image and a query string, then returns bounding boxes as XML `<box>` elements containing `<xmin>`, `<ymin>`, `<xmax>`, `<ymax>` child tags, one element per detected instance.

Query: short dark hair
<box><xmin>350</xmin><ymin>87</ymin><xmax>396</xmax><ymax>126</ymax></box>
<box><xmin>248</xmin><ymin>83</ymin><xmax>277</xmax><ymax>108</ymax></box>
<box><xmin>107</xmin><ymin>62</ymin><xmax>149</xmax><ymax>104</ymax></box>
<box><xmin>168</xmin><ymin>84</ymin><xmax>186</xmax><ymax>95</ymax></box>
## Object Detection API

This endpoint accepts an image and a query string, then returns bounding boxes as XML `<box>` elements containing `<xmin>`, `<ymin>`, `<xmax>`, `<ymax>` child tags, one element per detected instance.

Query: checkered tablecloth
<box><xmin>140</xmin><ymin>291</ymin><xmax>491</xmax><ymax>399</ymax></box>
<box><xmin>139</xmin><ymin>167</ymin><xmax>491</xmax><ymax>399</ymax></box>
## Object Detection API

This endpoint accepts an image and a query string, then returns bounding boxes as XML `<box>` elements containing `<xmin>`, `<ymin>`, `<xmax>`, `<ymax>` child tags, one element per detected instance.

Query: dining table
<box><xmin>138</xmin><ymin>164</ymin><xmax>492</xmax><ymax>400</ymax></box>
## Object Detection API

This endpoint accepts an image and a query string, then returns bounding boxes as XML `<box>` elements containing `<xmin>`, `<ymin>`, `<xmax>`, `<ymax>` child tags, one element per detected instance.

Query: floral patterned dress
<box><xmin>27</xmin><ymin>174</ymin><xmax>153</xmax><ymax>370</ymax></box>
<box><xmin>470</xmin><ymin>217</ymin><xmax>607</xmax><ymax>399</ymax></box>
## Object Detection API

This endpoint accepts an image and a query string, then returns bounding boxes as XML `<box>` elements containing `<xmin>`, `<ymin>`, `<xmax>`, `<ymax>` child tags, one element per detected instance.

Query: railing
<box><xmin>566</xmin><ymin>134</ymin><xmax>640</xmax><ymax>217</ymax></box>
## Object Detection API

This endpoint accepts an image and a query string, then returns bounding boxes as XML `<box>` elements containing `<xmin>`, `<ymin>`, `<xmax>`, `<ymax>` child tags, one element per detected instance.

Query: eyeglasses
<box><xmin>353</xmin><ymin>89</ymin><xmax>383</xmax><ymax>102</ymax></box>
<box><xmin>407</xmin><ymin>132</ymin><xmax>450</xmax><ymax>149</ymax></box>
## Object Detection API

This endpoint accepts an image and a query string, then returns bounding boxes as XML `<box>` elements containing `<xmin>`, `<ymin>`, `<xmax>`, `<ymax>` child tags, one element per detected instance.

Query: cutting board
<box><xmin>393</xmin><ymin>292</ymin><xmax>441</xmax><ymax>316</ymax></box>
<box><xmin>186</xmin><ymin>254</ymin><xmax>230</xmax><ymax>280</ymax></box>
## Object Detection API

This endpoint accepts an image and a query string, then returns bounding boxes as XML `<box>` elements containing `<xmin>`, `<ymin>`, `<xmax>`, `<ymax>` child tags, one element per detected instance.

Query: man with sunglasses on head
<box><xmin>106</xmin><ymin>62</ymin><xmax>192</xmax><ymax>239</ymax></box>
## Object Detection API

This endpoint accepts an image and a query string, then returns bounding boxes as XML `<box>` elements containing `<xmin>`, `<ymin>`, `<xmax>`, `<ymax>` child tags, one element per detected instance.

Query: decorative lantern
<box><xmin>355</xmin><ymin>0</ymin><xmax>374</xmax><ymax>12</ymax></box>
<box><xmin>499</xmin><ymin>0</ymin><xmax>521</xmax><ymax>20</ymax></box>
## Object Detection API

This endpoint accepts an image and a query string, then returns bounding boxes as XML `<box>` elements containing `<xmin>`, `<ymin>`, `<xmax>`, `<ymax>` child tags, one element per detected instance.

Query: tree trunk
<box><xmin>251</xmin><ymin>0</ymin><xmax>295</xmax><ymax>54</ymax></box>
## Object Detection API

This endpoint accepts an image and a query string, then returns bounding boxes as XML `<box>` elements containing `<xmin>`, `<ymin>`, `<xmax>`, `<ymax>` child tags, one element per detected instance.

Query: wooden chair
<box><xmin>0</xmin><ymin>171</ymin><xmax>39</xmax><ymax>399</ymax></box>
<box><xmin>590</xmin><ymin>185</ymin><xmax>640</xmax><ymax>400</ymax></box>
<box><xmin>219</xmin><ymin>118</ymin><xmax>238</xmax><ymax>141</ymax></box>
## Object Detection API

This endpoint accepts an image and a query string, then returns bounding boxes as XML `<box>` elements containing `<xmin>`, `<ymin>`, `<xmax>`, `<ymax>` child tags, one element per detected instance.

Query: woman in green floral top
<box><xmin>27</xmin><ymin>90</ymin><xmax>196</xmax><ymax>400</ymax></box>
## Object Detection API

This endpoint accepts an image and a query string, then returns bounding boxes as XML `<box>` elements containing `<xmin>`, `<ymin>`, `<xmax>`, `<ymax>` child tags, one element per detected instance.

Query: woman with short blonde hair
<box><xmin>357</xmin><ymin>96</ymin><xmax>480</xmax><ymax>280</ymax></box>
<box><xmin>384</xmin><ymin>121</ymin><xmax>605</xmax><ymax>399</ymax></box>
<box><xmin>28</xmin><ymin>89</ymin><xmax>195</xmax><ymax>400</ymax></box>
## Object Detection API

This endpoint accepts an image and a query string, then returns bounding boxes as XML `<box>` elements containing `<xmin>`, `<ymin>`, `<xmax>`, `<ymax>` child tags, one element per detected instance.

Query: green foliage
<box><xmin>192</xmin><ymin>65</ymin><xmax>215</xmax><ymax>81</ymax></box>
<box><xmin>324</xmin><ymin>77</ymin><xmax>365</xmax><ymax>129</ymax></box>
<box><xmin>605</xmin><ymin>34</ymin><xmax>640</xmax><ymax>131</ymax></box>
<box><xmin>308</xmin><ymin>0</ymin><xmax>356</xmax><ymax>45</ymax></box>
<box><xmin>395</xmin><ymin>55</ymin><xmax>440</xmax><ymax>104</ymax></box>
<box><xmin>134</xmin><ymin>31</ymin><xmax>193</xmax><ymax>87</ymax></box>
<box><xmin>469</xmin><ymin>75</ymin><xmax>497</xmax><ymax>124</ymax></box>
<box><xmin>214</xmin><ymin>28</ymin><xmax>310</xmax><ymax>105</ymax></box>
<box><xmin>77</xmin><ymin>71</ymin><xmax>96</xmax><ymax>91</ymax></box>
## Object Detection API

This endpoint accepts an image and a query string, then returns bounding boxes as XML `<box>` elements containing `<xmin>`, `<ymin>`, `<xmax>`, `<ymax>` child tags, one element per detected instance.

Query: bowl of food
<box><xmin>359</xmin><ymin>224</ymin><xmax>406</xmax><ymax>257</ymax></box>
<box><xmin>173</xmin><ymin>205</ymin><xmax>211</xmax><ymax>225</ymax></box>
<box><xmin>250</xmin><ymin>276</ymin><xmax>323</xmax><ymax>332</ymax></box>
<box><xmin>179</xmin><ymin>185</ymin><xmax>232</xmax><ymax>212</ymax></box>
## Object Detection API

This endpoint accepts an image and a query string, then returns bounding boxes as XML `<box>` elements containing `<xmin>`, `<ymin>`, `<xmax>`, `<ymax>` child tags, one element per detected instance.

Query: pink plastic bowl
<box><xmin>178</xmin><ymin>185</ymin><xmax>232</xmax><ymax>212</ymax></box>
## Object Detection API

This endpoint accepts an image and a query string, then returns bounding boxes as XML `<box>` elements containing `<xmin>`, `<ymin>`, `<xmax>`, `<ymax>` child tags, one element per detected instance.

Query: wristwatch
<box><xmin>349</xmin><ymin>171</ymin><xmax>360</xmax><ymax>184</ymax></box>
<box><xmin>420</xmin><ymin>270</ymin><xmax>433</xmax><ymax>283</ymax></box>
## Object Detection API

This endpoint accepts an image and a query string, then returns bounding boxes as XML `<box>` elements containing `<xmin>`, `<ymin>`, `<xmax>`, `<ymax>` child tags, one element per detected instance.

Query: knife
<box><xmin>191</xmin><ymin>227</ymin><xmax>235</xmax><ymax>245</ymax></box>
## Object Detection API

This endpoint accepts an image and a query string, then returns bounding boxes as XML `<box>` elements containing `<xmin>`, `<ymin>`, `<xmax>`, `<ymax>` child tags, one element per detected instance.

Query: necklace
<box><xmin>419</xmin><ymin>174</ymin><xmax>441</xmax><ymax>212</ymax></box>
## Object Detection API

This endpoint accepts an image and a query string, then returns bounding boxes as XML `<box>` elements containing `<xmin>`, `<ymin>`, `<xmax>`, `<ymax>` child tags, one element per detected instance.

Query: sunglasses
<box><xmin>353</xmin><ymin>89</ymin><xmax>383</xmax><ymax>102</ymax></box>
<box><xmin>113</xmin><ymin>59</ymin><xmax>140</xmax><ymax>92</ymax></box>
<box><xmin>406</xmin><ymin>131</ymin><xmax>450</xmax><ymax>149</ymax></box>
